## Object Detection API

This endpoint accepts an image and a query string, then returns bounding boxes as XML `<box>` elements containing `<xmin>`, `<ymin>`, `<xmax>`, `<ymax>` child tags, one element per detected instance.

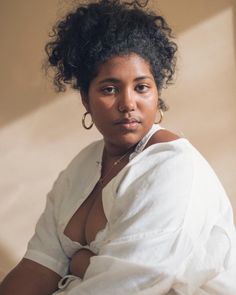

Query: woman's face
<box><xmin>82</xmin><ymin>53</ymin><xmax>159</xmax><ymax>153</ymax></box>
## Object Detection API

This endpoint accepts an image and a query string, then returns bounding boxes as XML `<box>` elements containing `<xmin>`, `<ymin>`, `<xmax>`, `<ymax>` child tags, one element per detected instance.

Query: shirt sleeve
<box><xmin>24</xmin><ymin>170</ymin><xmax>69</xmax><ymax>277</ymax></box>
<box><xmin>65</xmin><ymin>141</ymin><xmax>234</xmax><ymax>295</ymax></box>
<box><xmin>24</xmin><ymin>140</ymin><xmax>103</xmax><ymax>278</ymax></box>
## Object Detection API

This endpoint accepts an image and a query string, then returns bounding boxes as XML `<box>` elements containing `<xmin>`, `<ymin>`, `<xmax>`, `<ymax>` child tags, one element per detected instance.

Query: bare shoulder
<box><xmin>146</xmin><ymin>129</ymin><xmax>181</xmax><ymax>148</ymax></box>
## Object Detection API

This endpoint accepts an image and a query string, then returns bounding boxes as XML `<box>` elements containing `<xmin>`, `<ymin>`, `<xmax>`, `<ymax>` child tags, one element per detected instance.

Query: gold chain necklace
<box><xmin>98</xmin><ymin>147</ymin><xmax>133</xmax><ymax>185</ymax></box>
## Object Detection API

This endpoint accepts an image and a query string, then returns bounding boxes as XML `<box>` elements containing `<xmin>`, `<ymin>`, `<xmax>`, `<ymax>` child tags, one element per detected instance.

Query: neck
<box><xmin>103</xmin><ymin>142</ymin><xmax>136</xmax><ymax>159</ymax></box>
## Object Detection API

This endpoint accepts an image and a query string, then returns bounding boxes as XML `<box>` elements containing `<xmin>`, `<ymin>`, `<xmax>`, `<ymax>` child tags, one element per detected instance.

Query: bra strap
<box><xmin>130</xmin><ymin>124</ymin><xmax>164</xmax><ymax>160</ymax></box>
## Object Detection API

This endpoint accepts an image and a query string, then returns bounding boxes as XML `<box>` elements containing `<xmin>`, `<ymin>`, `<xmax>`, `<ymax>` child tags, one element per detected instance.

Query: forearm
<box><xmin>0</xmin><ymin>259</ymin><xmax>61</xmax><ymax>295</ymax></box>
<box><xmin>69</xmin><ymin>249</ymin><xmax>95</xmax><ymax>279</ymax></box>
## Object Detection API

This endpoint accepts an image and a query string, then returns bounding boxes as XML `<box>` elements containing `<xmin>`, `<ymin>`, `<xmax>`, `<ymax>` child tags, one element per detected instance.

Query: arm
<box><xmin>0</xmin><ymin>258</ymin><xmax>61</xmax><ymax>295</ymax></box>
<box><xmin>69</xmin><ymin>249</ymin><xmax>96</xmax><ymax>279</ymax></box>
<box><xmin>0</xmin><ymin>171</ymin><xmax>71</xmax><ymax>295</ymax></box>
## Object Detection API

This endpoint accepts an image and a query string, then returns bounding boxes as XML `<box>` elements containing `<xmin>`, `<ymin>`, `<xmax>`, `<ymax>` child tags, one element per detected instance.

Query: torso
<box><xmin>64</xmin><ymin>127</ymin><xmax>180</xmax><ymax>247</ymax></box>
<box><xmin>64</xmin><ymin>157</ymin><xmax>129</xmax><ymax>246</ymax></box>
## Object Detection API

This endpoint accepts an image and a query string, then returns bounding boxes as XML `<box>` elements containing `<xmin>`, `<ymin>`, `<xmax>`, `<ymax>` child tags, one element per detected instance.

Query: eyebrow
<box><xmin>98</xmin><ymin>76</ymin><xmax>154</xmax><ymax>85</ymax></box>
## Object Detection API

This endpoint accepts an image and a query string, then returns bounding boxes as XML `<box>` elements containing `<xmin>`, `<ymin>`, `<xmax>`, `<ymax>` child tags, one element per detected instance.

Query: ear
<box><xmin>81</xmin><ymin>91</ymin><xmax>90</xmax><ymax>112</ymax></box>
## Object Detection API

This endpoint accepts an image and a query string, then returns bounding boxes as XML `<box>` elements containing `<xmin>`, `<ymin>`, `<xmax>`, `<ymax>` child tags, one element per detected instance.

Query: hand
<box><xmin>69</xmin><ymin>248</ymin><xmax>96</xmax><ymax>278</ymax></box>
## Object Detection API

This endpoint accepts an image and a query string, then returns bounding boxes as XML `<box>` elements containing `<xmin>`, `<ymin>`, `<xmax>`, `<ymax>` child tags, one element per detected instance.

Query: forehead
<box><xmin>95</xmin><ymin>53</ymin><xmax>153</xmax><ymax>80</ymax></box>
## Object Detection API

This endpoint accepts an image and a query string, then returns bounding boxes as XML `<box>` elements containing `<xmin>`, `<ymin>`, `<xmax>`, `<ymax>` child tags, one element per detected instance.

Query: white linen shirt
<box><xmin>24</xmin><ymin>126</ymin><xmax>236</xmax><ymax>295</ymax></box>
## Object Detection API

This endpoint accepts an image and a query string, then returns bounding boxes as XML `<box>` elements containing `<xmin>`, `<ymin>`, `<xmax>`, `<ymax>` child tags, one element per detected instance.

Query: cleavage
<box><xmin>63</xmin><ymin>183</ymin><xmax>107</xmax><ymax>246</ymax></box>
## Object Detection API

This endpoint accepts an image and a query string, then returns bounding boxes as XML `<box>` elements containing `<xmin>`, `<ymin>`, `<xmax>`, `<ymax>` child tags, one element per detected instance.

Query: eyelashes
<box><xmin>101</xmin><ymin>84</ymin><xmax>150</xmax><ymax>95</ymax></box>
<box><xmin>135</xmin><ymin>84</ymin><xmax>150</xmax><ymax>93</ymax></box>
<box><xmin>102</xmin><ymin>86</ymin><xmax>117</xmax><ymax>95</ymax></box>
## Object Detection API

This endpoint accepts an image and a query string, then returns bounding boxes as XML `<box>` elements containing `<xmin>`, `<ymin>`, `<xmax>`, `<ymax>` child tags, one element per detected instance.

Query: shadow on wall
<box><xmin>0</xmin><ymin>0</ymin><xmax>59</xmax><ymax>128</ymax></box>
<box><xmin>0</xmin><ymin>0</ymin><xmax>234</xmax><ymax>129</ymax></box>
<box><xmin>155</xmin><ymin>0</ymin><xmax>236</xmax><ymax>67</ymax></box>
<box><xmin>153</xmin><ymin>0</ymin><xmax>232</xmax><ymax>34</ymax></box>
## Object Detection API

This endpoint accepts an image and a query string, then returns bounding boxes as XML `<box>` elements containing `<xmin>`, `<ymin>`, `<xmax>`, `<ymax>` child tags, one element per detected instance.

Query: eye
<box><xmin>135</xmin><ymin>84</ymin><xmax>150</xmax><ymax>93</ymax></box>
<box><xmin>102</xmin><ymin>86</ymin><xmax>117</xmax><ymax>95</ymax></box>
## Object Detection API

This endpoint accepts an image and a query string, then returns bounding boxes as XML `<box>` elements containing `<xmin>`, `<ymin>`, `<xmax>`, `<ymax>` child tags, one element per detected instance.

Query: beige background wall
<box><xmin>0</xmin><ymin>0</ymin><xmax>235</xmax><ymax>280</ymax></box>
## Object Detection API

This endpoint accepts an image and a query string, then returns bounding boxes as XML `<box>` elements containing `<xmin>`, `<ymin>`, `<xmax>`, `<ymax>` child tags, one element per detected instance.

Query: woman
<box><xmin>0</xmin><ymin>0</ymin><xmax>236</xmax><ymax>294</ymax></box>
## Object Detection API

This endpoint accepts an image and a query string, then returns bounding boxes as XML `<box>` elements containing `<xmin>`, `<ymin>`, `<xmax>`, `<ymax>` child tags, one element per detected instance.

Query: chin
<box><xmin>102</xmin><ymin>123</ymin><xmax>152</xmax><ymax>151</ymax></box>
<box><xmin>110</xmin><ymin>131</ymin><xmax>144</xmax><ymax>149</ymax></box>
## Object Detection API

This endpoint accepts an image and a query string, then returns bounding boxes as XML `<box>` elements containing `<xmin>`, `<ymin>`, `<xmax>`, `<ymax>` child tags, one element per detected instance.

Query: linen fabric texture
<box><xmin>24</xmin><ymin>126</ymin><xmax>236</xmax><ymax>295</ymax></box>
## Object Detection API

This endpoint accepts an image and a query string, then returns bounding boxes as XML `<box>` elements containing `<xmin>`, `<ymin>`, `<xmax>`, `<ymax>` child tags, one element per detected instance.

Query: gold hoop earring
<box><xmin>155</xmin><ymin>109</ymin><xmax>164</xmax><ymax>124</ymax></box>
<box><xmin>82</xmin><ymin>112</ymin><xmax>94</xmax><ymax>129</ymax></box>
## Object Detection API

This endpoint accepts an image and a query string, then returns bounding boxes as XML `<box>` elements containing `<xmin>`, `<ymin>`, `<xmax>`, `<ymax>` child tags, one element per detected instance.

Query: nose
<box><xmin>118</xmin><ymin>89</ymin><xmax>136</xmax><ymax>113</ymax></box>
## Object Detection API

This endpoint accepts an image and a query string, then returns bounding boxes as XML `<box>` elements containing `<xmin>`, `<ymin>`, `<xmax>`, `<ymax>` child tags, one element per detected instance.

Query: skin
<box><xmin>70</xmin><ymin>54</ymin><xmax>179</xmax><ymax>279</ymax></box>
<box><xmin>69</xmin><ymin>249</ymin><xmax>95</xmax><ymax>278</ymax></box>
<box><xmin>68</xmin><ymin>53</ymin><xmax>171</xmax><ymax>278</ymax></box>
<box><xmin>0</xmin><ymin>258</ymin><xmax>60</xmax><ymax>295</ymax></box>
<box><xmin>82</xmin><ymin>53</ymin><xmax>159</xmax><ymax>157</ymax></box>
<box><xmin>0</xmin><ymin>53</ymin><xmax>179</xmax><ymax>294</ymax></box>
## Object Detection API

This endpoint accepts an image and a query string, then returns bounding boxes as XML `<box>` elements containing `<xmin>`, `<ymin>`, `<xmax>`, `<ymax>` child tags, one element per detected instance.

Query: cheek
<box><xmin>141</xmin><ymin>96</ymin><xmax>158</xmax><ymax>111</ymax></box>
<box><xmin>90</xmin><ymin>99</ymin><xmax>116</xmax><ymax>116</ymax></box>
<box><xmin>143</xmin><ymin>99</ymin><xmax>158</xmax><ymax>120</ymax></box>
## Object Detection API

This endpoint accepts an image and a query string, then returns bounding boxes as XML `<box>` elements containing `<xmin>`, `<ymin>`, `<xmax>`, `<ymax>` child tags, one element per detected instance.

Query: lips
<box><xmin>114</xmin><ymin>117</ymin><xmax>141</xmax><ymax>125</ymax></box>
<box><xmin>113</xmin><ymin>117</ymin><xmax>141</xmax><ymax>131</ymax></box>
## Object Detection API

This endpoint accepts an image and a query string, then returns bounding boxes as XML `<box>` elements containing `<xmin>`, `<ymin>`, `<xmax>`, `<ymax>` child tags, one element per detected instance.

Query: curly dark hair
<box><xmin>44</xmin><ymin>0</ymin><xmax>177</xmax><ymax>111</ymax></box>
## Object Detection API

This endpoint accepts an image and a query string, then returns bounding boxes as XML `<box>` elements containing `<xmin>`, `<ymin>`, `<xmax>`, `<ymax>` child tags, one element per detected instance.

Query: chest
<box><xmin>63</xmin><ymin>155</ymin><xmax>130</xmax><ymax>247</ymax></box>
<box><xmin>63</xmin><ymin>183</ymin><xmax>108</xmax><ymax>246</ymax></box>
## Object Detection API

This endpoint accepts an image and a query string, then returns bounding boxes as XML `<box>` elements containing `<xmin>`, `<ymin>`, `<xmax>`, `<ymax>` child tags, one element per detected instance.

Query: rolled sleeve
<box><xmin>24</xmin><ymin>171</ymin><xmax>69</xmax><ymax>277</ymax></box>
